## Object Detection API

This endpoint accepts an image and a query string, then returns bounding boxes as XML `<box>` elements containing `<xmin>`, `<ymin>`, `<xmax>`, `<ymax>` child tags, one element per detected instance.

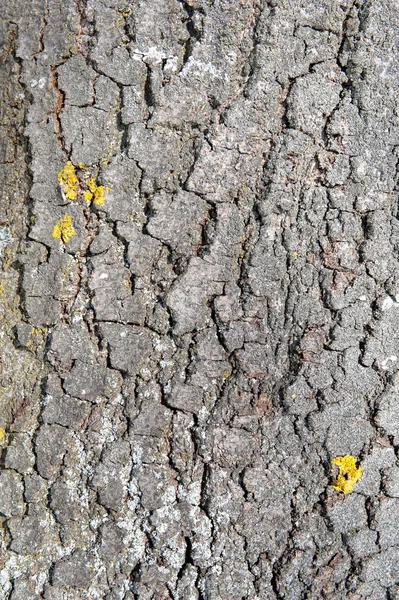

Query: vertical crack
<box><xmin>50</xmin><ymin>66</ymin><xmax>67</xmax><ymax>154</ymax></box>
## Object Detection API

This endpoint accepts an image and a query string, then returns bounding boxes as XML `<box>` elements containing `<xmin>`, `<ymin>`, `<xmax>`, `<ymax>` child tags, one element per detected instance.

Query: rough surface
<box><xmin>1</xmin><ymin>1</ymin><xmax>399</xmax><ymax>598</ymax></box>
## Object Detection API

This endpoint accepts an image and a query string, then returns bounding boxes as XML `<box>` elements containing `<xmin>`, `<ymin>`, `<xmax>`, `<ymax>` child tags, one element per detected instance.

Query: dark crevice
<box><xmin>177</xmin><ymin>0</ymin><xmax>204</xmax><ymax>67</ymax></box>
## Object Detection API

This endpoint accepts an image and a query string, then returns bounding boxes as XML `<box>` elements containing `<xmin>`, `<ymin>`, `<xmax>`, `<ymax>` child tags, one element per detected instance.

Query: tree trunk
<box><xmin>1</xmin><ymin>1</ymin><xmax>399</xmax><ymax>598</ymax></box>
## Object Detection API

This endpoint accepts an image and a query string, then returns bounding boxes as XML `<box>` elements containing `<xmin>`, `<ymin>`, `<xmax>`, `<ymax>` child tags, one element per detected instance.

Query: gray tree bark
<box><xmin>1</xmin><ymin>1</ymin><xmax>399</xmax><ymax>598</ymax></box>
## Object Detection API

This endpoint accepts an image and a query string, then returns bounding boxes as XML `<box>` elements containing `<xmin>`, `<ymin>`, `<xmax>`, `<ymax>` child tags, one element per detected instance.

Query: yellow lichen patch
<box><xmin>331</xmin><ymin>455</ymin><xmax>363</xmax><ymax>494</ymax></box>
<box><xmin>83</xmin><ymin>189</ymin><xmax>93</xmax><ymax>202</ymax></box>
<box><xmin>52</xmin><ymin>214</ymin><xmax>76</xmax><ymax>244</ymax></box>
<box><xmin>57</xmin><ymin>161</ymin><xmax>108</xmax><ymax>205</ymax></box>
<box><xmin>31</xmin><ymin>326</ymin><xmax>47</xmax><ymax>336</ymax></box>
<box><xmin>58</xmin><ymin>161</ymin><xmax>79</xmax><ymax>200</ymax></box>
<box><xmin>84</xmin><ymin>176</ymin><xmax>107</xmax><ymax>206</ymax></box>
<box><xmin>93</xmin><ymin>185</ymin><xmax>107</xmax><ymax>206</ymax></box>
<box><xmin>0</xmin><ymin>427</ymin><xmax>5</xmax><ymax>441</ymax></box>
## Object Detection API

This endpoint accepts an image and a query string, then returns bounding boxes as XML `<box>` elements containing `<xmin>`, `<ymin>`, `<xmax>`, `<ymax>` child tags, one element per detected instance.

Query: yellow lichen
<box><xmin>93</xmin><ymin>185</ymin><xmax>107</xmax><ymax>206</ymax></box>
<box><xmin>84</xmin><ymin>176</ymin><xmax>107</xmax><ymax>206</ymax></box>
<box><xmin>58</xmin><ymin>161</ymin><xmax>79</xmax><ymax>200</ymax></box>
<box><xmin>31</xmin><ymin>326</ymin><xmax>46</xmax><ymax>336</ymax></box>
<box><xmin>83</xmin><ymin>189</ymin><xmax>93</xmax><ymax>202</ymax></box>
<box><xmin>0</xmin><ymin>427</ymin><xmax>5</xmax><ymax>441</ymax></box>
<box><xmin>331</xmin><ymin>455</ymin><xmax>363</xmax><ymax>494</ymax></box>
<box><xmin>52</xmin><ymin>214</ymin><xmax>76</xmax><ymax>244</ymax></box>
<box><xmin>57</xmin><ymin>161</ymin><xmax>108</xmax><ymax>206</ymax></box>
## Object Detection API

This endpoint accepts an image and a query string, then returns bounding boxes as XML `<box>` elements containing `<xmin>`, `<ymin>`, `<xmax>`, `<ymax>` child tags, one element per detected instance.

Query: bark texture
<box><xmin>1</xmin><ymin>1</ymin><xmax>399</xmax><ymax>598</ymax></box>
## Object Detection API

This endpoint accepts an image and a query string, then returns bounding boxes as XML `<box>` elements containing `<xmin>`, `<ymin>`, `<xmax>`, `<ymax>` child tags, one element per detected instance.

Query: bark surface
<box><xmin>1</xmin><ymin>1</ymin><xmax>399</xmax><ymax>599</ymax></box>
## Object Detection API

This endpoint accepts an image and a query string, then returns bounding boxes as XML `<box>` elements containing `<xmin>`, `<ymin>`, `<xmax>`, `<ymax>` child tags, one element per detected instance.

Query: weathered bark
<box><xmin>1</xmin><ymin>1</ymin><xmax>399</xmax><ymax>598</ymax></box>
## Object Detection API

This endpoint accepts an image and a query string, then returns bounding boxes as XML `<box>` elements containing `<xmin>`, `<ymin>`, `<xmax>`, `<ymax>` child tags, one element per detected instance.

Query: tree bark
<box><xmin>1</xmin><ymin>1</ymin><xmax>399</xmax><ymax>598</ymax></box>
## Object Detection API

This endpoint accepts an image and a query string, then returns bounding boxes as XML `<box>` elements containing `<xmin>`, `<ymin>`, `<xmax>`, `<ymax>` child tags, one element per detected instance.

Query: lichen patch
<box><xmin>52</xmin><ymin>213</ymin><xmax>76</xmax><ymax>244</ymax></box>
<box><xmin>84</xmin><ymin>176</ymin><xmax>107</xmax><ymax>206</ymax></box>
<box><xmin>58</xmin><ymin>161</ymin><xmax>79</xmax><ymax>200</ymax></box>
<box><xmin>58</xmin><ymin>161</ymin><xmax>108</xmax><ymax>206</ymax></box>
<box><xmin>331</xmin><ymin>454</ymin><xmax>363</xmax><ymax>494</ymax></box>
